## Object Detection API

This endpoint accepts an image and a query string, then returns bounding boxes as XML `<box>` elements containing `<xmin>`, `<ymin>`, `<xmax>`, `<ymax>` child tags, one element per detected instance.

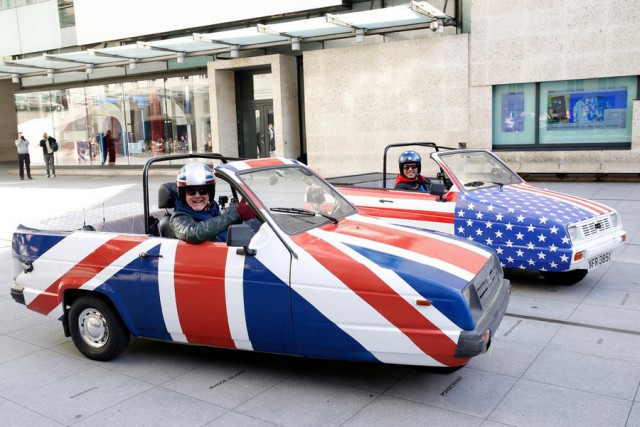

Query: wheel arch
<box><xmin>62</xmin><ymin>289</ymin><xmax>138</xmax><ymax>337</ymax></box>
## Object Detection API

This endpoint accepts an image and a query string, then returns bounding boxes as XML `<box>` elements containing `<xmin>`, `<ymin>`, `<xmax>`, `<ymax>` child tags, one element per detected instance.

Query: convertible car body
<box><xmin>337</xmin><ymin>143</ymin><xmax>627</xmax><ymax>285</ymax></box>
<box><xmin>10</xmin><ymin>154</ymin><xmax>509</xmax><ymax>369</ymax></box>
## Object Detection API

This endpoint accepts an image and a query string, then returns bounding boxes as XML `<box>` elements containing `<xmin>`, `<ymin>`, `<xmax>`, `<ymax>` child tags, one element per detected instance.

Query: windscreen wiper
<box><xmin>464</xmin><ymin>181</ymin><xmax>504</xmax><ymax>188</ymax></box>
<box><xmin>270</xmin><ymin>207</ymin><xmax>339</xmax><ymax>224</ymax></box>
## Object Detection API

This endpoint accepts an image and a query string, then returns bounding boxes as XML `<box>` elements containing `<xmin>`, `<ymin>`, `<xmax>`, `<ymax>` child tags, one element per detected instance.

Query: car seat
<box><xmin>158</xmin><ymin>182</ymin><xmax>177</xmax><ymax>238</ymax></box>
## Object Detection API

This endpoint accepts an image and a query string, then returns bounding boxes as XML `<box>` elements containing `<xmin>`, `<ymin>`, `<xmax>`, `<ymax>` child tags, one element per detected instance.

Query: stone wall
<box><xmin>304</xmin><ymin>34</ymin><xmax>470</xmax><ymax>178</ymax></box>
<box><xmin>469</xmin><ymin>0</ymin><xmax>640</xmax><ymax>175</ymax></box>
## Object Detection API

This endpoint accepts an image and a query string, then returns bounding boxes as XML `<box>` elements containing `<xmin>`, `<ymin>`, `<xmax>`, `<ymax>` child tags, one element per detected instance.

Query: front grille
<box><xmin>475</xmin><ymin>254</ymin><xmax>501</xmax><ymax>308</ymax></box>
<box><xmin>581</xmin><ymin>216</ymin><xmax>612</xmax><ymax>238</ymax></box>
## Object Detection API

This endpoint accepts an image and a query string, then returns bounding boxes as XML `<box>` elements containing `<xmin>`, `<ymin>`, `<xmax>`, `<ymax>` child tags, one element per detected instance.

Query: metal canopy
<box><xmin>1</xmin><ymin>1</ymin><xmax>452</xmax><ymax>81</ymax></box>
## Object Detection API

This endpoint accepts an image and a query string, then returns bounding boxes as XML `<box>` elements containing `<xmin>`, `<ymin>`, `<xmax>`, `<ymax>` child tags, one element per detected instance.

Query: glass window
<box><xmin>492</xmin><ymin>83</ymin><xmax>536</xmax><ymax>146</ymax></box>
<box><xmin>493</xmin><ymin>76</ymin><xmax>636</xmax><ymax>149</ymax></box>
<box><xmin>58</xmin><ymin>4</ymin><xmax>75</xmax><ymax>28</ymax></box>
<box><xmin>15</xmin><ymin>75</ymin><xmax>211</xmax><ymax>167</ymax></box>
<box><xmin>237</xmin><ymin>71</ymin><xmax>272</xmax><ymax>101</ymax></box>
<box><xmin>539</xmin><ymin>76</ymin><xmax>636</xmax><ymax>146</ymax></box>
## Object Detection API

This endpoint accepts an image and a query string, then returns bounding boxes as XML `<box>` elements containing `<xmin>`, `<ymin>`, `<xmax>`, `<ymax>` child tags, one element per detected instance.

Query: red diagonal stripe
<box><xmin>337</xmin><ymin>218</ymin><xmax>488</xmax><ymax>274</ymax></box>
<box><xmin>292</xmin><ymin>232</ymin><xmax>469</xmax><ymax>366</ymax></box>
<box><xmin>28</xmin><ymin>235</ymin><xmax>144</xmax><ymax>315</ymax></box>
<box><xmin>514</xmin><ymin>184</ymin><xmax>610</xmax><ymax>215</ymax></box>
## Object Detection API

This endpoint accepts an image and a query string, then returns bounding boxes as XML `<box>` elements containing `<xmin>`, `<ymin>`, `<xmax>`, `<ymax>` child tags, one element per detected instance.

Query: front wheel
<box><xmin>540</xmin><ymin>269</ymin><xmax>588</xmax><ymax>286</ymax></box>
<box><xmin>68</xmin><ymin>296</ymin><xmax>130</xmax><ymax>361</ymax></box>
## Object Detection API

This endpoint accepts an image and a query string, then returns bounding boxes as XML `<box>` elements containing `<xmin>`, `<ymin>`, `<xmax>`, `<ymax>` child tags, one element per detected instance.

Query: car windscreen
<box><xmin>237</xmin><ymin>165</ymin><xmax>357</xmax><ymax>234</ymax></box>
<box><xmin>437</xmin><ymin>151</ymin><xmax>523</xmax><ymax>190</ymax></box>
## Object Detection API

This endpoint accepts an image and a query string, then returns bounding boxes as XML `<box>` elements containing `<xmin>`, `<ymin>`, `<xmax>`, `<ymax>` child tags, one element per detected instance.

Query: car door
<box><xmin>137</xmin><ymin>227</ymin><xmax>295</xmax><ymax>353</ymax></box>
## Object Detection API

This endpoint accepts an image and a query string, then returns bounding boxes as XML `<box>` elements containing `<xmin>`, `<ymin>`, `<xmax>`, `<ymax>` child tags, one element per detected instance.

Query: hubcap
<box><xmin>78</xmin><ymin>308</ymin><xmax>109</xmax><ymax>348</ymax></box>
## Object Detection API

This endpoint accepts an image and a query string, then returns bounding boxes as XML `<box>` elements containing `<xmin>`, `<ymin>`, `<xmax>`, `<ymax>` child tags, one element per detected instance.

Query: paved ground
<box><xmin>0</xmin><ymin>164</ymin><xmax>639</xmax><ymax>427</ymax></box>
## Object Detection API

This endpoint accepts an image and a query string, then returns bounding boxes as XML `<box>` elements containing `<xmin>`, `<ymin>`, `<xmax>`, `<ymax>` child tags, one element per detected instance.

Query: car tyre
<box><xmin>540</xmin><ymin>269</ymin><xmax>588</xmax><ymax>286</ymax></box>
<box><xmin>68</xmin><ymin>296</ymin><xmax>130</xmax><ymax>361</ymax></box>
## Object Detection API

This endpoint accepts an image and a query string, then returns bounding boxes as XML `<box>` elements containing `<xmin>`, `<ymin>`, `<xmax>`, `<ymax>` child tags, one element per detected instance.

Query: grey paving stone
<box><xmin>549</xmin><ymin>325</ymin><xmax>640</xmax><ymax>365</ymax></box>
<box><xmin>522</xmin><ymin>347</ymin><xmax>640</xmax><ymax>400</ymax></box>
<box><xmin>288</xmin><ymin>358</ymin><xmax>412</xmax><ymax>393</ymax></box>
<box><xmin>385</xmin><ymin>367</ymin><xmax>517</xmax><ymax>418</ymax></box>
<box><xmin>98</xmin><ymin>341</ymin><xmax>211</xmax><ymax>385</ymax></box>
<box><xmin>343</xmin><ymin>395</ymin><xmax>483</xmax><ymax>427</ymax></box>
<box><xmin>494</xmin><ymin>316</ymin><xmax>562</xmax><ymax>347</ymax></box>
<box><xmin>205</xmin><ymin>411</ymin><xmax>281</xmax><ymax>426</ymax></box>
<box><xmin>235</xmin><ymin>375</ymin><xmax>376</xmax><ymax>427</ymax></box>
<box><xmin>630</xmin><ymin>402</ymin><xmax>640</xmax><ymax>426</ymax></box>
<box><xmin>510</xmin><ymin>280</ymin><xmax>593</xmax><ymax>303</ymax></box>
<box><xmin>0</xmin><ymin>349</ymin><xmax>93</xmax><ymax>399</ymax></box>
<box><xmin>0</xmin><ymin>398</ymin><xmax>63</xmax><ymax>427</ymax></box>
<box><xmin>466</xmin><ymin>339</ymin><xmax>543</xmax><ymax>378</ymax></box>
<box><xmin>489</xmin><ymin>379</ymin><xmax>631</xmax><ymax>427</ymax></box>
<box><xmin>162</xmin><ymin>357</ymin><xmax>293</xmax><ymax>409</ymax></box>
<box><xmin>15</xmin><ymin>366</ymin><xmax>154</xmax><ymax>425</ymax></box>
<box><xmin>74</xmin><ymin>387</ymin><xmax>227</xmax><ymax>427</ymax></box>
<box><xmin>0</xmin><ymin>298</ymin><xmax>53</xmax><ymax>335</ymax></box>
<box><xmin>568</xmin><ymin>303</ymin><xmax>640</xmax><ymax>333</ymax></box>
<box><xmin>505</xmin><ymin>294</ymin><xmax>579</xmax><ymax>321</ymax></box>
<box><xmin>0</xmin><ymin>335</ymin><xmax>42</xmax><ymax>364</ymax></box>
<box><xmin>7</xmin><ymin>318</ymin><xmax>70</xmax><ymax>349</ymax></box>
<box><xmin>582</xmin><ymin>287</ymin><xmax>640</xmax><ymax>311</ymax></box>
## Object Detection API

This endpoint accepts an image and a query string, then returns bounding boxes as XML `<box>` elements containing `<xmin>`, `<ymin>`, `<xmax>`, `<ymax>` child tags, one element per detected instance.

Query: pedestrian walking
<box><xmin>40</xmin><ymin>132</ymin><xmax>57</xmax><ymax>177</ymax></box>
<box><xmin>15</xmin><ymin>131</ymin><xmax>32</xmax><ymax>180</ymax></box>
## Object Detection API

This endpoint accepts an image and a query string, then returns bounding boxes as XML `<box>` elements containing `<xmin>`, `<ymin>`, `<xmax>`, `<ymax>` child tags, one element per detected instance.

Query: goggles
<box><xmin>185</xmin><ymin>187</ymin><xmax>208</xmax><ymax>196</ymax></box>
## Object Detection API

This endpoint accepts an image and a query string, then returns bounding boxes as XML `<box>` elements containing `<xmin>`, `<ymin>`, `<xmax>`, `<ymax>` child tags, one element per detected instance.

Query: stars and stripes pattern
<box><xmin>453</xmin><ymin>184</ymin><xmax>610</xmax><ymax>271</ymax></box>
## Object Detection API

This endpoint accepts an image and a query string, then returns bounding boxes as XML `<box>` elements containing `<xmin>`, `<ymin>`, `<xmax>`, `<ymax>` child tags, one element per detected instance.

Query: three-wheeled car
<box><xmin>10</xmin><ymin>154</ymin><xmax>509</xmax><ymax>370</ymax></box>
<box><xmin>335</xmin><ymin>143</ymin><xmax>627</xmax><ymax>285</ymax></box>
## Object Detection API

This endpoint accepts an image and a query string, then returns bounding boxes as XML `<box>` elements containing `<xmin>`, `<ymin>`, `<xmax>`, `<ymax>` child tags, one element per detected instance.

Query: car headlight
<box><xmin>462</xmin><ymin>283</ymin><xmax>482</xmax><ymax>323</ymax></box>
<box><xmin>610</xmin><ymin>213</ymin><xmax>619</xmax><ymax>228</ymax></box>
<box><xmin>567</xmin><ymin>225</ymin><xmax>579</xmax><ymax>243</ymax></box>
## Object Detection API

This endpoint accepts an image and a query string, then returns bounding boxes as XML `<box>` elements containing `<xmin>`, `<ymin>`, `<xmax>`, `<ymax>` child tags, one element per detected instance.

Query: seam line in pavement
<box><xmin>505</xmin><ymin>312</ymin><xmax>640</xmax><ymax>336</ymax></box>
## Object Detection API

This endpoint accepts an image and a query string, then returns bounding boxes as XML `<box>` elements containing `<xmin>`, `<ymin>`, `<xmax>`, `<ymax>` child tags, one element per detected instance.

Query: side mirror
<box><xmin>227</xmin><ymin>224</ymin><xmax>256</xmax><ymax>256</ymax></box>
<box><xmin>430</xmin><ymin>181</ymin><xmax>447</xmax><ymax>202</ymax></box>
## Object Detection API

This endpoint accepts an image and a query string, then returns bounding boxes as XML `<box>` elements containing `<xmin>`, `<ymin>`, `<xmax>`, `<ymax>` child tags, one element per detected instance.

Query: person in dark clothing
<box><xmin>394</xmin><ymin>150</ymin><xmax>430</xmax><ymax>192</ymax></box>
<box><xmin>169</xmin><ymin>163</ymin><xmax>256</xmax><ymax>243</ymax></box>
<box><xmin>39</xmin><ymin>132</ymin><xmax>56</xmax><ymax>177</ymax></box>
<box><xmin>15</xmin><ymin>132</ymin><xmax>32</xmax><ymax>180</ymax></box>
<box><xmin>105</xmin><ymin>130</ymin><xmax>117</xmax><ymax>165</ymax></box>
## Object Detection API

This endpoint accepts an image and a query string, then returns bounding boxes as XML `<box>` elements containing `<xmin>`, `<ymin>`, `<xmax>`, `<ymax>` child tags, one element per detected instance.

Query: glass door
<box><xmin>238</xmin><ymin>104</ymin><xmax>274</xmax><ymax>158</ymax></box>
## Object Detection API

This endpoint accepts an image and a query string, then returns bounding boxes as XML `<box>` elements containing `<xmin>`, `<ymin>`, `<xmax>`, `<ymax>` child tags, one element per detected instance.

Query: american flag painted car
<box><xmin>10</xmin><ymin>154</ymin><xmax>509</xmax><ymax>368</ymax></box>
<box><xmin>338</xmin><ymin>144</ymin><xmax>627</xmax><ymax>285</ymax></box>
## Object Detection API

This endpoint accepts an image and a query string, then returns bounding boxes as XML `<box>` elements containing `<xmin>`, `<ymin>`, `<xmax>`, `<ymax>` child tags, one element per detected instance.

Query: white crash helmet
<box><xmin>176</xmin><ymin>163</ymin><xmax>215</xmax><ymax>202</ymax></box>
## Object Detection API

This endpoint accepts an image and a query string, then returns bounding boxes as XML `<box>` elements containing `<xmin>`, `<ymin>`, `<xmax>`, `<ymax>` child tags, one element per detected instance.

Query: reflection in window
<box><xmin>14</xmin><ymin>75</ymin><xmax>211</xmax><ymax>167</ymax></box>
<box><xmin>493</xmin><ymin>76</ymin><xmax>636</xmax><ymax>149</ymax></box>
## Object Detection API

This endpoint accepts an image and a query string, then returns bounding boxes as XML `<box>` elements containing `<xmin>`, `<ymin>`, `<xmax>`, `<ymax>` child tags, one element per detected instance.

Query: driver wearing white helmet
<box><xmin>170</xmin><ymin>163</ymin><xmax>255</xmax><ymax>243</ymax></box>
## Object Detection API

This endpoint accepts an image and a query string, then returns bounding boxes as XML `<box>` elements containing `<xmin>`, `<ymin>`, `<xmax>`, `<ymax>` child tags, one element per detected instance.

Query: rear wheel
<box><xmin>68</xmin><ymin>296</ymin><xmax>130</xmax><ymax>361</ymax></box>
<box><xmin>540</xmin><ymin>269</ymin><xmax>588</xmax><ymax>286</ymax></box>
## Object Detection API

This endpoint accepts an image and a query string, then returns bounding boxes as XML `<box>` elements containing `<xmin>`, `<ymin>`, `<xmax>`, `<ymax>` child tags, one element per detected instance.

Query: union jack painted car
<box><xmin>336</xmin><ymin>143</ymin><xmax>627</xmax><ymax>285</ymax></box>
<box><xmin>10</xmin><ymin>154</ymin><xmax>509</xmax><ymax>369</ymax></box>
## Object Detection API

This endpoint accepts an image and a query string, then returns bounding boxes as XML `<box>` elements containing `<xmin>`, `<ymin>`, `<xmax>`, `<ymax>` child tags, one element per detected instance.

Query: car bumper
<box><xmin>11</xmin><ymin>284</ymin><xmax>26</xmax><ymax>305</ymax></box>
<box><xmin>570</xmin><ymin>229</ymin><xmax>626</xmax><ymax>271</ymax></box>
<box><xmin>454</xmin><ymin>277</ymin><xmax>511</xmax><ymax>358</ymax></box>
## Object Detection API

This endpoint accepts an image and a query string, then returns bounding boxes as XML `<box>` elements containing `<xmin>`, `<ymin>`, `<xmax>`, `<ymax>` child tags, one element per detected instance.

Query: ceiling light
<box><xmin>11</xmin><ymin>74</ymin><xmax>20</xmax><ymax>83</ymax></box>
<box><xmin>355</xmin><ymin>28</ymin><xmax>365</xmax><ymax>43</ymax></box>
<box><xmin>176</xmin><ymin>52</ymin><xmax>185</xmax><ymax>64</ymax></box>
<box><xmin>230</xmin><ymin>46</ymin><xmax>239</xmax><ymax>58</ymax></box>
<box><xmin>46</xmin><ymin>69</ymin><xmax>54</xmax><ymax>79</ymax></box>
<box><xmin>291</xmin><ymin>37</ymin><xmax>301</xmax><ymax>51</ymax></box>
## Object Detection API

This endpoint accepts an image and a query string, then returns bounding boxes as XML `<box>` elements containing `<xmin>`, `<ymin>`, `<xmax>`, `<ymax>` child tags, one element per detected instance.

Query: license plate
<box><xmin>588</xmin><ymin>251</ymin><xmax>611</xmax><ymax>269</ymax></box>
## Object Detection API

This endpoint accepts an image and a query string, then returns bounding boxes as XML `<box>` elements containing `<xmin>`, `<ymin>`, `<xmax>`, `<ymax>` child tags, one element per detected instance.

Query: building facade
<box><xmin>1</xmin><ymin>0</ymin><xmax>638</xmax><ymax>178</ymax></box>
